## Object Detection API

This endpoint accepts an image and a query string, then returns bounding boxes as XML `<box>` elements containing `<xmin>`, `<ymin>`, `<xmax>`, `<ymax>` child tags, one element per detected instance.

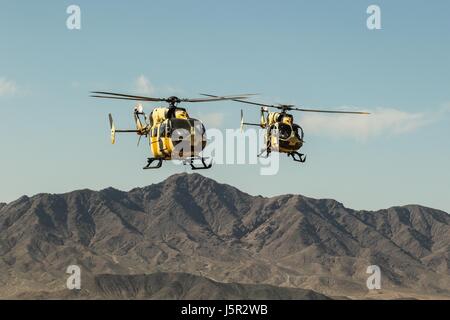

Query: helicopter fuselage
<box><xmin>145</xmin><ymin>107</ymin><xmax>207</xmax><ymax>160</ymax></box>
<box><xmin>94</xmin><ymin>91</ymin><xmax>254</xmax><ymax>169</ymax></box>
<box><xmin>264</xmin><ymin>112</ymin><xmax>304</xmax><ymax>154</ymax></box>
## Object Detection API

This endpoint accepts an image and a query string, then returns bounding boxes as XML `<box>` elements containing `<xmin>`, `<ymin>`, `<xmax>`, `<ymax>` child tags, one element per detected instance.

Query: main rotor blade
<box><xmin>92</xmin><ymin>92</ymin><xmax>255</xmax><ymax>103</ymax></box>
<box><xmin>91</xmin><ymin>91</ymin><xmax>165</xmax><ymax>102</ymax></box>
<box><xmin>183</xmin><ymin>94</ymin><xmax>255</xmax><ymax>103</ymax></box>
<box><xmin>202</xmin><ymin>94</ymin><xmax>370</xmax><ymax>114</ymax></box>
<box><xmin>200</xmin><ymin>94</ymin><xmax>271</xmax><ymax>107</ymax></box>
<box><xmin>91</xmin><ymin>95</ymin><xmax>150</xmax><ymax>101</ymax></box>
<box><xmin>290</xmin><ymin>107</ymin><xmax>370</xmax><ymax>115</ymax></box>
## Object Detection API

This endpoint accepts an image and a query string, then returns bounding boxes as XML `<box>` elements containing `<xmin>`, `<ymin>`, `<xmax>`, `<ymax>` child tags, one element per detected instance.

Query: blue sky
<box><xmin>1</xmin><ymin>0</ymin><xmax>449</xmax><ymax>212</ymax></box>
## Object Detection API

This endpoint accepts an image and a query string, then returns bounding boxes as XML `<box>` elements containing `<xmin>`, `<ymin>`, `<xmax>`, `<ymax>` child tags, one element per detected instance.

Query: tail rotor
<box><xmin>109</xmin><ymin>113</ymin><xmax>116</xmax><ymax>144</ymax></box>
<box><xmin>108</xmin><ymin>113</ymin><xmax>140</xmax><ymax>145</ymax></box>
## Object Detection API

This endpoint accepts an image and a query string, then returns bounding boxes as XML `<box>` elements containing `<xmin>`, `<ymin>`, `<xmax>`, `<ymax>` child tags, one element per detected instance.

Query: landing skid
<box><xmin>143</xmin><ymin>156</ymin><xmax>212</xmax><ymax>170</ymax></box>
<box><xmin>288</xmin><ymin>151</ymin><xmax>306</xmax><ymax>163</ymax></box>
<box><xmin>183</xmin><ymin>156</ymin><xmax>213</xmax><ymax>170</ymax></box>
<box><xmin>143</xmin><ymin>157</ymin><xmax>163</xmax><ymax>169</ymax></box>
<box><xmin>257</xmin><ymin>148</ymin><xmax>271</xmax><ymax>158</ymax></box>
<box><xmin>258</xmin><ymin>148</ymin><xmax>306</xmax><ymax>163</ymax></box>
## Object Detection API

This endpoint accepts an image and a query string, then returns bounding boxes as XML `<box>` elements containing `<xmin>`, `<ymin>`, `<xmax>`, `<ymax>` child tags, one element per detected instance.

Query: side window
<box><xmin>148</xmin><ymin>111</ymin><xmax>153</xmax><ymax>127</ymax></box>
<box><xmin>293</xmin><ymin>125</ymin><xmax>304</xmax><ymax>140</ymax></box>
<box><xmin>159</xmin><ymin>123</ymin><xmax>166</xmax><ymax>138</ymax></box>
<box><xmin>152</xmin><ymin>127</ymin><xmax>158</xmax><ymax>137</ymax></box>
<box><xmin>165</xmin><ymin>121</ymin><xmax>171</xmax><ymax>137</ymax></box>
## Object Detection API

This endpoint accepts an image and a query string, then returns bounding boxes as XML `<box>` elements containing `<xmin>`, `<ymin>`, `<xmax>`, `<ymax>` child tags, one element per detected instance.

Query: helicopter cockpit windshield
<box><xmin>292</xmin><ymin>124</ymin><xmax>304</xmax><ymax>140</ymax></box>
<box><xmin>191</xmin><ymin>119</ymin><xmax>206</xmax><ymax>136</ymax></box>
<box><xmin>169</xmin><ymin>118</ymin><xmax>206</xmax><ymax>140</ymax></box>
<box><xmin>277</xmin><ymin>123</ymin><xmax>292</xmax><ymax>140</ymax></box>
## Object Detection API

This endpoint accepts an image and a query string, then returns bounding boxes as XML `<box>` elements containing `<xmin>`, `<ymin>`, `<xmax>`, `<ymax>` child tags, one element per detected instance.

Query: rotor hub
<box><xmin>167</xmin><ymin>96</ymin><xmax>181</xmax><ymax>107</ymax></box>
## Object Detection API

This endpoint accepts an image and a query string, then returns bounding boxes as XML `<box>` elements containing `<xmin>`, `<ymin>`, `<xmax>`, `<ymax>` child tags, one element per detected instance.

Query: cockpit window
<box><xmin>278</xmin><ymin>123</ymin><xmax>292</xmax><ymax>140</ymax></box>
<box><xmin>170</xmin><ymin>119</ymin><xmax>191</xmax><ymax>131</ymax></box>
<box><xmin>169</xmin><ymin>119</ymin><xmax>191</xmax><ymax>140</ymax></box>
<box><xmin>292</xmin><ymin>124</ymin><xmax>304</xmax><ymax>140</ymax></box>
<box><xmin>190</xmin><ymin>119</ymin><xmax>205</xmax><ymax>136</ymax></box>
<box><xmin>169</xmin><ymin>119</ymin><xmax>206</xmax><ymax>138</ymax></box>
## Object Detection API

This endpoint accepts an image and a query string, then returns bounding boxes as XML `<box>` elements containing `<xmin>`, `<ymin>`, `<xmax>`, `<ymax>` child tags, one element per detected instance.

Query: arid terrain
<box><xmin>0</xmin><ymin>173</ymin><xmax>449</xmax><ymax>299</ymax></box>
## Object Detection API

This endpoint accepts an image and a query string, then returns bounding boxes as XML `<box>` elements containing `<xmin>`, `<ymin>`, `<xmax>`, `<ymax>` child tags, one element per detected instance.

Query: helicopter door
<box><xmin>150</xmin><ymin>126</ymin><xmax>159</xmax><ymax>157</ymax></box>
<box><xmin>190</xmin><ymin>119</ymin><xmax>206</xmax><ymax>152</ymax></box>
<box><xmin>268</xmin><ymin>124</ymin><xmax>279</xmax><ymax>151</ymax></box>
<box><xmin>151</xmin><ymin>126</ymin><xmax>158</xmax><ymax>138</ymax></box>
<box><xmin>158</xmin><ymin>122</ymin><xmax>168</xmax><ymax>156</ymax></box>
<box><xmin>292</xmin><ymin>124</ymin><xmax>304</xmax><ymax>140</ymax></box>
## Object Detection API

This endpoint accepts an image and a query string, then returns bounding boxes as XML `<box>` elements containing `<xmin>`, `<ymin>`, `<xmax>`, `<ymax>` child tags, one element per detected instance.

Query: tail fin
<box><xmin>240</xmin><ymin>109</ymin><xmax>244</xmax><ymax>133</ymax></box>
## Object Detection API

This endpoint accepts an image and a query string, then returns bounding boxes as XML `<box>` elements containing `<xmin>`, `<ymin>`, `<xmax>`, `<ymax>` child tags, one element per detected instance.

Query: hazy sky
<box><xmin>1</xmin><ymin>1</ymin><xmax>449</xmax><ymax>212</ymax></box>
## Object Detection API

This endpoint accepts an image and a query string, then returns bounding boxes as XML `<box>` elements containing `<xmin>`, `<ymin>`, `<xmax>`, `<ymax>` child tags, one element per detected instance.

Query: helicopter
<box><xmin>91</xmin><ymin>91</ymin><xmax>253</xmax><ymax>170</ymax></box>
<box><xmin>201</xmin><ymin>94</ymin><xmax>370</xmax><ymax>163</ymax></box>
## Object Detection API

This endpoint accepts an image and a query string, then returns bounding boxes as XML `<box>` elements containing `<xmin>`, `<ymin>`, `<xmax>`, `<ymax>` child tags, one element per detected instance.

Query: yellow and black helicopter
<box><xmin>91</xmin><ymin>91</ymin><xmax>252</xmax><ymax>169</ymax></box>
<box><xmin>202</xmin><ymin>94</ymin><xmax>370</xmax><ymax>163</ymax></box>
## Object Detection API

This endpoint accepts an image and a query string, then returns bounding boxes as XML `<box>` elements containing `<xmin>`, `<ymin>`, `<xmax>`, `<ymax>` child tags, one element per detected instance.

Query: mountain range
<box><xmin>0</xmin><ymin>173</ymin><xmax>449</xmax><ymax>299</ymax></box>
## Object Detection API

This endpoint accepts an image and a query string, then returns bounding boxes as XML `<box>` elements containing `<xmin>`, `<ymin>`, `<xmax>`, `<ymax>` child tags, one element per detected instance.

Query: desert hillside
<box><xmin>0</xmin><ymin>173</ymin><xmax>449</xmax><ymax>299</ymax></box>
